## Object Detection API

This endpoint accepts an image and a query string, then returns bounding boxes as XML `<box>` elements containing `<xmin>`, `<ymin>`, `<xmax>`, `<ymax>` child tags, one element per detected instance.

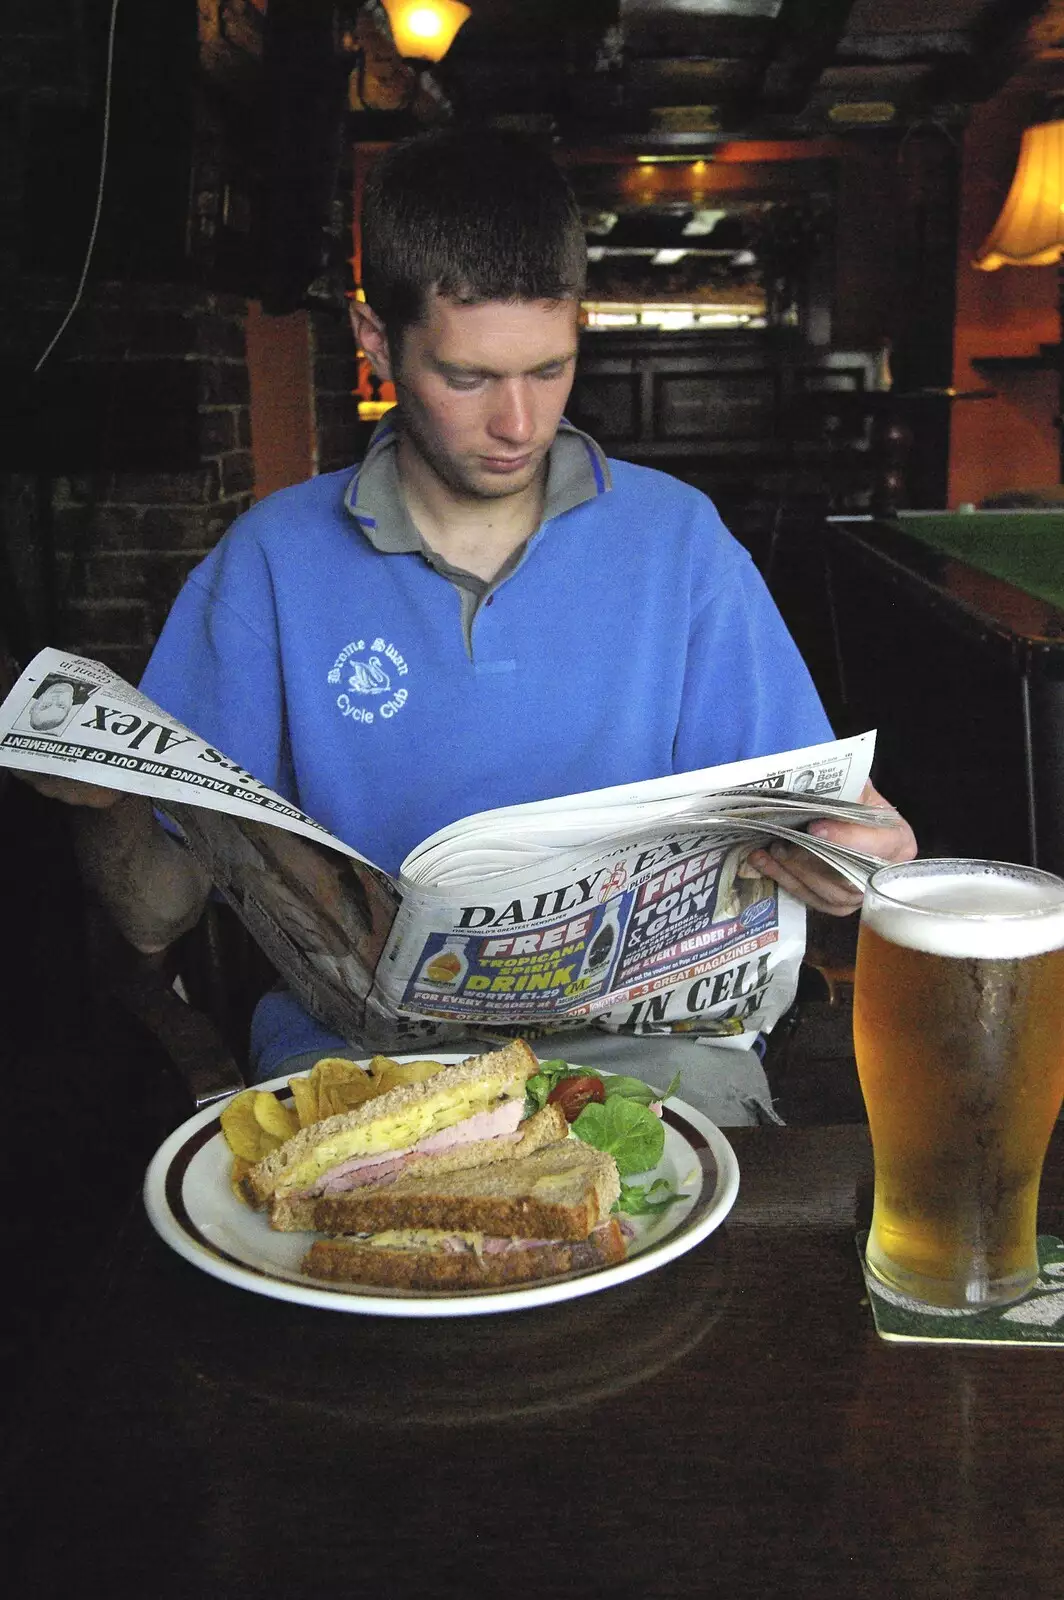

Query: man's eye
<box><xmin>535</xmin><ymin>365</ymin><xmax>567</xmax><ymax>381</ymax></box>
<box><xmin>444</xmin><ymin>374</ymin><xmax>482</xmax><ymax>391</ymax></box>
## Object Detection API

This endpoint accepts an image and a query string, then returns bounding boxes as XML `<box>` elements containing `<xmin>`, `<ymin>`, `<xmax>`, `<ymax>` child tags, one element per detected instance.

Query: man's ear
<box><xmin>349</xmin><ymin>300</ymin><xmax>393</xmax><ymax>383</ymax></box>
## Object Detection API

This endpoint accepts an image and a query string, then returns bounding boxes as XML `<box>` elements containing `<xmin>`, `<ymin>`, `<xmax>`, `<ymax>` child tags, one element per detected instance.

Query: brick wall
<box><xmin>49</xmin><ymin>283</ymin><xmax>256</xmax><ymax>681</ymax></box>
<box><xmin>310</xmin><ymin>304</ymin><xmax>362</xmax><ymax>476</ymax></box>
<box><xmin>1</xmin><ymin>0</ymin><xmax>362</xmax><ymax>682</ymax></box>
<box><xmin>309</xmin><ymin>170</ymin><xmax>362</xmax><ymax>476</ymax></box>
<box><xmin>1</xmin><ymin>1</ymin><xmax>248</xmax><ymax>678</ymax></box>
<box><xmin>4</xmin><ymin>281</ymin><xmax>256</xmax><ymax>681</ymax></box>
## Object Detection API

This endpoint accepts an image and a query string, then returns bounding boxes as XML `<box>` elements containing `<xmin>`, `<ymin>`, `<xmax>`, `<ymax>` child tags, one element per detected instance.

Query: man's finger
<box><xmin>750</xmin><ymin>846</ymin><xmax>864</xmax><ymax>916</ymax></box>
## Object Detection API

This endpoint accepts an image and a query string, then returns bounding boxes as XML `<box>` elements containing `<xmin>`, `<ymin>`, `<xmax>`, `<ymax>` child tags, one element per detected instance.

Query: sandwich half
<box><xmin>242</xmin><ymin>1038</ymin><xmax>556</xmax><ymax>1218</ymax></box>
<box><xmin>300</xmin><ymin>1140</ymin><xmax>627</xmax><ymax>1290</ymax></box>
<box><xmin>280</xmin><ymin>1132</ymin><xmax>622</xmax><ymax>1238</ymax></box>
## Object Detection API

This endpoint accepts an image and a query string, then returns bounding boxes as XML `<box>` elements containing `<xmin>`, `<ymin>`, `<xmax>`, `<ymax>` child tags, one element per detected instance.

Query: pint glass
<box><xmin>853</xmin><ymin>859</ymin><xmax>1064</xmax><ymax>1309</ymax></box>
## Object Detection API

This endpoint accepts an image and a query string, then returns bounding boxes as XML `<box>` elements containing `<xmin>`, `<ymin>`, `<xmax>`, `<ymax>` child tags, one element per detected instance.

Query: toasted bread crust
<box><xmin>295</xmin><ymin>1187</ymin><xmax>600</xmax><ymax>1241</ymax></box>
<box><xmin>268</xmin><ymin>1103</ymin><xmax>568</xmax><ymax>1232</ymax></box>
<box><xmin>302</xmin><ymin>1218</ymin><xmax>627</xmax><ymax>1291</ymax></box>
<box><xmin>240</xmin><ymin>1038</ymin><xmax>539</xmax><ymax>1209</ymax></box>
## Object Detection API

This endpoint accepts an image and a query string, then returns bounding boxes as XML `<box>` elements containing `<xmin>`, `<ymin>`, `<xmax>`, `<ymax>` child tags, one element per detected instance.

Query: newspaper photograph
<box><xmin>0</xmin><ymin>648</ymin><xmax>892</xmax><ymax>1051</ymax></box>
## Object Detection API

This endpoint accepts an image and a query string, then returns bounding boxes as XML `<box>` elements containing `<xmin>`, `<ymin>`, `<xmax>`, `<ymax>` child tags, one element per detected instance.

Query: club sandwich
<box><xmin>242</xmin><ymin>1038</ymin><xmax>562</xmax><ymax>1221</ymax></box>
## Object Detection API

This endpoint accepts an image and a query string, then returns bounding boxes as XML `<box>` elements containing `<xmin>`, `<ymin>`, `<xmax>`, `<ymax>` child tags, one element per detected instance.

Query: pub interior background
<box><xmin>3</xmin><ymin>0</ymin><xmax>1064</xmax><ymax>1380</ymax></box>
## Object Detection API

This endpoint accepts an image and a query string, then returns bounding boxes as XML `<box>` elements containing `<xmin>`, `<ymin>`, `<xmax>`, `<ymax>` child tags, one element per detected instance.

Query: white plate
<box><xmin>143</xmin><ymin>1056</ymin><xmax>740</xmax><ymax>1318</ymax></box>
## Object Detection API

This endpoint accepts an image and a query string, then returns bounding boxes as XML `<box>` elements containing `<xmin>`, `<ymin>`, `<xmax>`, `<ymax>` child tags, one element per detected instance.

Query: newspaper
<box><xmin>0</xmin><ymin>648</ymin><xmax>894</xmax><ymax>1054</ymax></box>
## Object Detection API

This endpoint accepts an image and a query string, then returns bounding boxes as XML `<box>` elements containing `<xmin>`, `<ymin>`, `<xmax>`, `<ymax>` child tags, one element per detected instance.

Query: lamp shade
<box><xmin>974</xmin><ymin>119</ymin><xmax>1064</xmax><ymax>270</ymax></box>
<box><xmin>381</xmin><ymin>0</ymin><xmax>471</xmax><ymax>62</ymax></box>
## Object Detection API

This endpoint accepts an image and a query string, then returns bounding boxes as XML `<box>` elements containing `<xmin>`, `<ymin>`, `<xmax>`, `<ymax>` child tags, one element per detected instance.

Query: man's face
<box><xmin>374</xmin><ymin>294</ymin><xmax>580</xmax><ymax>502</ymax></box>
<box><xmin>30</xmin><ymin>680</ymin><xmax>74</xmax><ymax>731</ymax></box>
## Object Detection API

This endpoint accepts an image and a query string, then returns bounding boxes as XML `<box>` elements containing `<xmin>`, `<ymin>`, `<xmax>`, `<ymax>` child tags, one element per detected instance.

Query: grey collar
<box><xmin>342</xmin><ymin>415</ymin><xmax>612</xmax><ymax>557</ymax></box>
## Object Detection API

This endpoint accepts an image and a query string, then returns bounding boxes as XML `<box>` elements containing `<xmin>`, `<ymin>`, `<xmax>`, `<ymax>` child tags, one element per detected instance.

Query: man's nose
<box><xmin>488</xmin><ymin>379</ymin><xmax>535</xmax><ymax>444</ymax></box>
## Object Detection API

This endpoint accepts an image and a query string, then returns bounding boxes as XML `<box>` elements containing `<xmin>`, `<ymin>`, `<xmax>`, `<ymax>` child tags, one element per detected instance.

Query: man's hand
<box><xmin>18</xmin><ymin>776</ymin><xmax>212</xmax><ymax>952</ymax></box>
<box><xmin>14</xmin><ymin>770</ymin><xmax>125</xmax><ymax>809</ymax></box>
<box><xmin>748</xmin><ymin>782</ymin><xmax>917</xmax><ymax>917</ymax></box>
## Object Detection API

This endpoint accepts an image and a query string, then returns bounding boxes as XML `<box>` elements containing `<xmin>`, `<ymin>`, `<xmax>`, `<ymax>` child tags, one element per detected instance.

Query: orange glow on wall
<box><xmin>951</xmin><ymin>94</ymin><xmax>1060</xmax><ymax>504</ymax></box>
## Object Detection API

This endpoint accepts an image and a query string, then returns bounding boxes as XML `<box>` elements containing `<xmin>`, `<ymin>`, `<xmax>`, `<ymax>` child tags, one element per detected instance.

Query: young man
<box><xmin>35</xmin><ymin>129</ymin><xmax>915</xmax><ymax>1121</ymax></box>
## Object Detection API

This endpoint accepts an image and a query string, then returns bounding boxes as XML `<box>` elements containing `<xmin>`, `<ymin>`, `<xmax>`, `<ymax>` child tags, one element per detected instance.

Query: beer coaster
<box><xmin>857</xmin><ymin>1234</ymin><xmax>1064</xmax><ymax>1345</ymax></box>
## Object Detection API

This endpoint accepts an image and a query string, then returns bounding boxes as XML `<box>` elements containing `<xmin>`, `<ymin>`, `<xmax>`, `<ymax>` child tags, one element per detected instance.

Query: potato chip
<box><xmin>375</xmin><ymin>1058</ymin><xmax>450</xmax><ymax>1095</ymax></box>
<box><xmin>318</xmin><ymin>1083</ymin><xmax>364</xmax><ymax>1117</ymax></box>
<box><xmin>336</xmin><ymin>1082</ymin><xmax>379</xmax><ymax>1114</ymax></box>
<box><xmin>288</xmin><ymin>1073</ymin><xmax>320</xmax><ymax>1130</ymax></box>
<box><xmin>366</xmin><ymin>1054</ymin><xmax>400</xmax><ymax>1080</ymax></box>
<box><xmin>285</xmin><ymin>1054</ymin><xmax>449</xmax><ymax>1133</ymax></box>
<box><xmin>312</xmin><ymin>1057</ymin><xmax>378</xmax><ymax>1110</ymax></box>
<box><xmin>310</xmin><ymin>1083</ymin><xmax>335</xmax><ymax>1120</ymax></box>
<box><xmin>313</xmin><ymin>1056</ymin><xmax>370</xmax><ymax>1087</ymax></box>
<box><xmin>252</xmin><ymin>1091</ymin><xmax>298</xmax><ymax>1142</ymax></box>
<box><xmin>287</xmin><ymin>1057</ymin><xmax>378</xmax><ymax>1128</ymax></box>
<box><xmin>220</xmin><ymin>1090</ymin><xmax>273</xmax><ymax>1161</ymax></box>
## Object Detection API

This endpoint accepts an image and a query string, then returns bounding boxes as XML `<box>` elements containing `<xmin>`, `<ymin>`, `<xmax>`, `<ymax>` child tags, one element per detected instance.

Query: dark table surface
<box><xmin>825</xmin><ymin>512</ymin><xmax>1064</xmax><ymax>669</ymax></box>
<box><xmin>822</xmin><ymin>511</ymin><xmax>1064</xmax><ymax>875</ymax></box>
<box><xmin>5</xmin><ymin>1120</ymin><xmax>1063</xmax><ymax>1599</ymax></box>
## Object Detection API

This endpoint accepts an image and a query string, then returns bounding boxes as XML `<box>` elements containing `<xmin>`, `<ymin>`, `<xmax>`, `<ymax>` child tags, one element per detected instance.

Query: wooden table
<box><xmin>5</xmin><ymin>1123</ymin><xmax>1062</xmax><ymax>1599</ymax></box>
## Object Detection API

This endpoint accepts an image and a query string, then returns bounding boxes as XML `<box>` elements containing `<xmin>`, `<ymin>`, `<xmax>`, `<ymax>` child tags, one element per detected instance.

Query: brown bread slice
<box><xmin>277</xmin><ymin>1134</ymin><xmax>621</xmax><ymax>1239</ymax></box>
<box><xmin>302</xmin><ymin>1217</ymin><xmax>627</xmax><ymax>1291</ymax></box>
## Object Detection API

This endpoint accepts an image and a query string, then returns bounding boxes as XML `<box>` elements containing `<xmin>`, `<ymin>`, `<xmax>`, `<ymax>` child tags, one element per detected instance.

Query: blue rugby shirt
<box><xmin>140</xmin><ymin>420</ymin><xmax>833</xmax><ymax>1070</ymax></box>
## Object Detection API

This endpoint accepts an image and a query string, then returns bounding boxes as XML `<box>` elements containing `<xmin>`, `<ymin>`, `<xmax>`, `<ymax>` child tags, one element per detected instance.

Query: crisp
<box><xmin>252</xmin><ymin>1091</ymin><xmax>298</xmax><ymax>1142</ymax></box>
<box><xmin>220</xmin><ymin>1090</ymin><xmax>274</xmax><ymax>1162</ymax></box>
<box><xmin>287</xmin><ymin>1073</ymin><xmax>320</xmax><ymax>1130</ymax></box>
<box><xmin>373</xmin><ymin>1058</ymin><xmax>452</xmax><ymax>1095</ymax></box>
<box><xmin>290</xmin><ymin>1057</ymin><xmax>377</xmax><ymax>1125</ymax></box>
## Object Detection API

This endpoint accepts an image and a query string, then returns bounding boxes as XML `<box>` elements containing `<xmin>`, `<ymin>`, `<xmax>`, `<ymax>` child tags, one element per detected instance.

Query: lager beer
<box><xmin>853</xmin><ymin>859</ymin><xmax>1064</xmax><ymax>1309</ymax></box>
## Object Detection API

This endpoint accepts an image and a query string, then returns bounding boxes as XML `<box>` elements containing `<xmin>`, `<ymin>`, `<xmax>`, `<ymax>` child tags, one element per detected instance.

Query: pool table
<box><xmin>821</xmin><ymin>509</ymin><xmax>1064</xmax><ymax>877</ymax></box>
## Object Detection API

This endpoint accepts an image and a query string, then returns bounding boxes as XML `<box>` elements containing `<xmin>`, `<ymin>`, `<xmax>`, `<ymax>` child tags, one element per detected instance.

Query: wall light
<box><xmin>381</xmin><ymin>0</ymin><xmax>470</xmax><ymax>62</ymax></box>
<box><xmin>974</xmin><ymin>119</ymin><xmax>1064</xmax><ymax>269</ymax></box>
<box><xmin>974</xmin><ymin>118</ymin><xmax>1064</xmax><ymax>480</ymax></box>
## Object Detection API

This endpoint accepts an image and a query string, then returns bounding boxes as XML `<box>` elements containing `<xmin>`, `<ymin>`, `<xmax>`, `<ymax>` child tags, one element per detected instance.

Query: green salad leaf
<box><xmin>525</xmin><ymin>1057</ymin><xmax>682</xmax><ymax>1185</ymax></box>
<box><xmin>524</xmin><ymin>1059</ymin><xmax>680</xmax><ymax>1119</ymax></box>
<box><xmin>600</xmin><ymin>1070</ymin><xmax>682</xmax><ymax>1106</ymax></box>
<box><xmin>524</xmin><ymin>1059</ymin><xmax>576</xmax><ymax>1115</ymax></box>
<box><xmin>615</xmin><ymin>1178</ymin><xmax>687</xmax><ymax>1216</ymax></box>
<box><xmin>571</xmin><ymin>1094</ymin><xmax>665</xmax><ymax>1177</ymax></box>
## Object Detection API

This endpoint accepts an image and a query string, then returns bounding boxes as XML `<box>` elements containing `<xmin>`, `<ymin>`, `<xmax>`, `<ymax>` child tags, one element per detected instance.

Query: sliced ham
<box><xmin>309</xmin><ymin>1097</ymin><xmax>527</xmax><ymax>1196</ymax></box>
<box><xmin>432</xmin><ymin>1222</ymin><xmax>617</xmax><ymax>1256</ymax></box>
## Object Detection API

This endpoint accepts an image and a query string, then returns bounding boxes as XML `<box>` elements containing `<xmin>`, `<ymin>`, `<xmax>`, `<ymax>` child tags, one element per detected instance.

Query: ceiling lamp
<box><xmin>974</xmin><ymin>119</ymin><xmax>1064</xmax><ymax>269</ymax></box>
<box><xmin>381</xmin><ymin>0</ymin><xmax>471</xmax><ymax>62</ymax></box>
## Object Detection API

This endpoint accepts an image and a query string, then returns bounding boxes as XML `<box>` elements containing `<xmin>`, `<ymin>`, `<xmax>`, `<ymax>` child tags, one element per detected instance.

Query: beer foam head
<box><xmin>863</xmin><ymin>861</ymin><xmax>1064</xmax><ymax>960</ymax></box>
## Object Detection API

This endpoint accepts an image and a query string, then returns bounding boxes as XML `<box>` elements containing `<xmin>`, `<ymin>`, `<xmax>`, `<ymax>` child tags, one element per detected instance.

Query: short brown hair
<box><xmin>360</xmin><ymin>127</ymin><xmax>587</xmax><ymax>346</ymax></box>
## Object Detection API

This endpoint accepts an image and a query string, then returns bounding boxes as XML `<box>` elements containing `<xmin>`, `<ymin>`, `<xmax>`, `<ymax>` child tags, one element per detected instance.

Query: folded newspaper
<box><xmin>0</xmin><ymin>649</ymin><xmax>894</xmax><ymax>1054</ymax></box>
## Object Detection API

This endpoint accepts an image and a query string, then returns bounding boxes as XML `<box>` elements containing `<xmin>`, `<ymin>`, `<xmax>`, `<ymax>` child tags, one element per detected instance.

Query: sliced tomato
<box><xmin>547</xmin><ymin>1073</ymin><xmax>606</xmax><ymax>1123</ymax></box>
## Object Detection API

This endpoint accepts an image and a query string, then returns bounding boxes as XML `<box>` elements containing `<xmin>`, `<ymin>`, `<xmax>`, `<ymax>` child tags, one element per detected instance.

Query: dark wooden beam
<box><xmin>920</xmin><ymin>0</ymin><xmax>1054</xmax><ymax>108</ymax></box>
<box><xmin>620</xmin><ymin>0</ymin><xmax>780</xmax><ymax>50</ymax></box>
<box><xmin>754</xmin><ymin>0</ymin><xmax>858</xmax><ymax>115</ymax></box>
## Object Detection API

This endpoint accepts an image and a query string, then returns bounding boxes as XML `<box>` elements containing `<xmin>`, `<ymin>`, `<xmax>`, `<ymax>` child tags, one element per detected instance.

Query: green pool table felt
<box><xmin>896</xmin><ymin>510</ymin><xmax>1064</xmax><ymax>612</ymax></box>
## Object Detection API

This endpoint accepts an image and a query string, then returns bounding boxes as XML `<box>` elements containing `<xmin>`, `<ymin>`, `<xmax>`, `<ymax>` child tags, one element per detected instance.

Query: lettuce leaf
<box><xmin>524</xmin><ymin>1060</ymin><xmax>680</xmax><ymax>1118</ymax></box>
<box><xmin>600</xmin><ymin>1070</ymin><xmax>682</xmax><ymax>1106</ymax></box>
<box><xmin>615</xmin><ymin>1178</ymin><xmax>686</xmax><ymax>1215</ymax></box>
<box><xmin>571</xmin><ymin>1095</ymin><xmax>665</xmax><ymax>1177</ymax></box>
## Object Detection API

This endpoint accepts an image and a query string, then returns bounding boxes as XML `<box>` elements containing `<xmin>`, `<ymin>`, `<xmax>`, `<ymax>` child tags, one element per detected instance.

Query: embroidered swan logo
<box><xmin>347</xmin><ymin>656</ymin><xmax>392</xmax><ymax>695</ymax></box>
